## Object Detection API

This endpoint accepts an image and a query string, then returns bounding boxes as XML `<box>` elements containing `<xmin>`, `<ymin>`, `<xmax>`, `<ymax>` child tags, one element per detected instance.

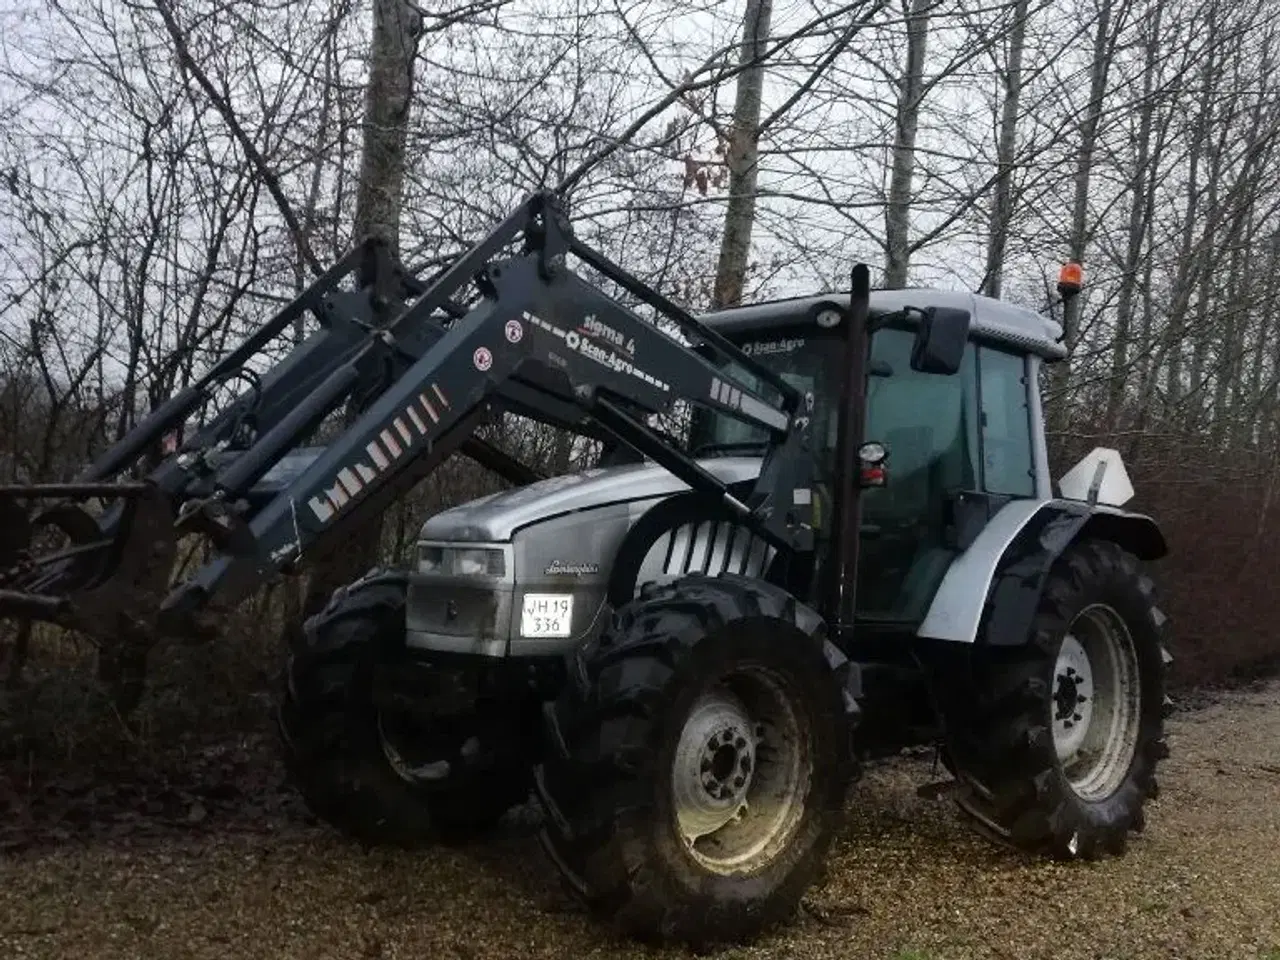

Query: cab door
<box><xmin>854</xmin><ymin>327</ymin><xmax>1041</xmax><ymax>623</ymax></box>
<box><xmin>854</xmin><ymin>324</ymin><xmax>980</xmax><ymax>622</ymax></box>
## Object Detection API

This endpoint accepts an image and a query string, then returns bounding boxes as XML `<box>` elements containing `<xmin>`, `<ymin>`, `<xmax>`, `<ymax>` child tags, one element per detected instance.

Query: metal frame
<box><xmin>0</xmin><ymin>191</ymin><xmax>831</xmax><ymax>642</ymax></box>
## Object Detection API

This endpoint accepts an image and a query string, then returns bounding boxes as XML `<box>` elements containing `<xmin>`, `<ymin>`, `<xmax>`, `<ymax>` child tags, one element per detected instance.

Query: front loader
<box><xmin>0</xmin><ymin>193</ymin><xmax>1172</xmax><ymax>946</ymax></box>
<box><xmin>0</xmin><ymin>193</ymin><xmax>810</xmax><ymax>649</ymax></box>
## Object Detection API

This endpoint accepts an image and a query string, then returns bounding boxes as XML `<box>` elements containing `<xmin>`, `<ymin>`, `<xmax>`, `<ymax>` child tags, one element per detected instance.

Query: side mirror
<box><xmin>909</xmin><ymin>306</ymin><xmax>970</xmax><ymax>374</ymax></box>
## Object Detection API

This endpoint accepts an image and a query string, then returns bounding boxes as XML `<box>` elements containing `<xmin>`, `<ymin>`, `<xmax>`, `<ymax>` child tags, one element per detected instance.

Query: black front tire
<box><xmin>275</xmin><ymin>569</ymin><xmax>530</xmax><ymax>847</ymax></box>
<box><xmin>534</xmin><ymin>574</ymin><xmax>860</xmax><ymax>946</ymax></box>
<box><xmin>945</xmin><ymin>538</ymin><xmax>1169</xmax><ymax>860</ymax></box>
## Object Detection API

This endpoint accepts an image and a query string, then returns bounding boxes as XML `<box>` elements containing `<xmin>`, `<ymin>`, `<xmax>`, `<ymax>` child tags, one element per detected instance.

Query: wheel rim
<box><xmin>671</xmin><ymin>666</ymin><xmax>812</xmax><ymax>875</ymax></box>
<box><xmin>1051</xmin><ymin>603</ymin><xmax>1141</xmax><ymax>802</ymax></box>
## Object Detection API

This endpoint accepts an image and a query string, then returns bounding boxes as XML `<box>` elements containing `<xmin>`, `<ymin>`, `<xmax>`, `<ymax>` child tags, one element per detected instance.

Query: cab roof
<box><xmin>696</xmin><ymin>288</ymin><xmax>1067</xmax><ymax>360</ymax></box>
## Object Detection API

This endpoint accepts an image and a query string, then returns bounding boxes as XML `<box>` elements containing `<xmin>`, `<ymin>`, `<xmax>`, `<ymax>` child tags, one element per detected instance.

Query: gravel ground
<box><xmin>2</xmin><ymin>679</ymin><xmax>1278</xmax><ymax>960</ymax></box>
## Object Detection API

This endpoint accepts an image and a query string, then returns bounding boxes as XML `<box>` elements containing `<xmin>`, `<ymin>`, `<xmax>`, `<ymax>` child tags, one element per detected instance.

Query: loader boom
<box><xmin>0</xmin><ymin>192</ymin><xmax>815</xmax><ymax>642</ymax></box>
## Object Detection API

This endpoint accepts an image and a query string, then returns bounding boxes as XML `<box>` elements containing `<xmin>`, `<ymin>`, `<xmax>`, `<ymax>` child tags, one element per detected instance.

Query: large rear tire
<box><xmin>534</xmin><ymin>574</ymin><xmax>859</xmax><ymax>946</ymax></box>
<box><xmin>275</xmin><ymin>569</ymin><xmax>530</xmax><ymax>847</ymax></box>
<box><xmin>945</xmin><ymin>539</ymin><xmax>1169</xmax><ymax>859</ymax></box>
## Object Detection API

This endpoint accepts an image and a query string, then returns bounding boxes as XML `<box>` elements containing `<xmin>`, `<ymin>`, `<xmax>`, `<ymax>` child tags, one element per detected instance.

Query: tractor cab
<box><xmin>691</xmin><ymin>287</ymin><xmax>1064</xmax><ymax>629</ymax></box>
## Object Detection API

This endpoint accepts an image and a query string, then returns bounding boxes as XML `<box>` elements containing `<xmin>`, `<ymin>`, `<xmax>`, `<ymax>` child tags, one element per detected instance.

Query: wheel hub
<box><xmin>1050</xmin><ymin>604</ymin><xmax>1141</xmax><ymax>801</ymax></box>
<box><xmin>1052</xmin><ymin>634</ymin><xmax>1094</xmax><ymax>761</ymax></box>
<box><xmin>673</xmin><ymin>692</ymin><xmax>757</xmax><ymax>839</ymax></box>
<box><xmin>669</xmin><ymin>668</ymin><xmax>812</xmax><ymax>876</ymax></box>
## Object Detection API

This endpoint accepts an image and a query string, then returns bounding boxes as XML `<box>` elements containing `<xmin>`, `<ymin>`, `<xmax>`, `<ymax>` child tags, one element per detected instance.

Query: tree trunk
<box><xmin>353</xmin><ymin>0</ymin><xmax>422</xmax><ymax>257</ymax></box>
<box><xmin>293</xmin><ymin>0</ymin><xmax>343</xmax><ymax>339</ymax></box>
<box><xmin>1262</xmin><ymin>230</ymin><xmax>1280</xmax><ymax>451</ymax></box>
<box><xmin>296</xmin><ymin>0</ymin><xmax>422</xmax><ymax>633</ymax></box>
<box><xmin>1130</xmin><ymin>11</ymin><xmax>1176</xmax><ymax>440</ymax></box>
<box><xmin>883</xmin><ymin>0</ymin><xmax>930</xmax><ymax>289</ymax></box>
<box><xmin>1246</xmin><ymin>231</ymin><xmax>1280</xmax><ymax>447</ymax></box>
<box><xmin>1187</xmin><ymin>128</ymin><xmax>1221</xmax><ymax>434</ymax></box>
<box><xmin>1219</xmin><ymin>193</ymin><xmax>1255</xmax><ymax>444</ymax></box>
<box><xmin>1105</xmin><ymin>0</ymin><xmax>1160</xmax><ymax>430</ymax></box>
<box><xmin>711</xmin><ymin>0</ymin><xmax>774</xmax><ymax>309</ymax></box>
<box><xmin>981</xmin><ymin>0</ymin><xmax>1029</xmax><ymax>299</ymax></box>
<box><xmin>1064</xmin><ymin>0</ymin><xmax>1114</xmax><ymax>329</ymax></box>
<box><xmin>1227</xmin><ymin>44</ymin><xmax>1273</xmax><ymax>447</ymax></box>
<box><xmin>1050</xmin><ymin>0</ymin><xmax>1114</xmax><ymax>432</ymax></box>
<box><xmin>1162</xmin><ymin>113</ymin><xmax>1205</xmax><ymax>423</ymax></box>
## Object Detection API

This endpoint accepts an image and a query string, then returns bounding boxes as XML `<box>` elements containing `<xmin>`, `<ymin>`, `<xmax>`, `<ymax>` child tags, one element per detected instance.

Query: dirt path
<box><xmin>2</xmin><ymin>680</ymin><xmax>1278</xmax><ymax>960</ymax></box>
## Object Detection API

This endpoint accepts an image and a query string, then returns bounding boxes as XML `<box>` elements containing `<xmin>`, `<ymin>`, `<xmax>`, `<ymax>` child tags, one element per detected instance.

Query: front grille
<box><xmin>406</xmin><ymin>581</ymin><xmax>503</xmax><ymax>638</ymax></box>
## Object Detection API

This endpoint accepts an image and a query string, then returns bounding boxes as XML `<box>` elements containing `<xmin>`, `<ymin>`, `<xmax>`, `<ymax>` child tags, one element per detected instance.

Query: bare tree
<box><xmin>711</xmin><ymin>0</ymin><xmax>774</xmax><ymax>309</ymax></box>
<box><xmin>353</xmin><ymin>0</ymin><xmax>424</xmax><ymax>256</ymax></box>
<box><xmin>295</xmin><ymin>0</ymin><xmax>425</xmax><ymax>630</ymax></box>
<box><xmin>1046</xmin><ymin>0</ymin><xmax>1126</xmax><ymax>430</ymax></box>
<box><xmin>883</xmin><ymin>0</ymin><xmax>931</xmax><ymax>289</ymax></box>
<box><xmin>980</xmin><ymin>0</ymin><xmax>1029</xmax><ymax>298</ymax></box>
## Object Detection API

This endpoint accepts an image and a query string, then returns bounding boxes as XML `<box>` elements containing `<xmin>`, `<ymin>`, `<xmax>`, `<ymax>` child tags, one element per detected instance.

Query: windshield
<box><xmin>688</xmin><ymin>334</ymin><xmax>839</xmax><ymax>458</ymax></box>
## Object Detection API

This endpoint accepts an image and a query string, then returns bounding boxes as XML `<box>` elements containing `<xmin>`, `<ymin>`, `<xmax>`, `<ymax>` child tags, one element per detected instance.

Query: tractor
<box><xmin>0</xmin><ymin>194</ymin><xmax>1170</xmax><ymax>946</ymax></box>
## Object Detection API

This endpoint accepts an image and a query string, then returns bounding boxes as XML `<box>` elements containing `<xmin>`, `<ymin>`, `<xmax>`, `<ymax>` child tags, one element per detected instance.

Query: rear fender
<box><xmin>916</xmin><ymin>500</ymin><xmax>1167</xmax><ymax>646</ymax></box>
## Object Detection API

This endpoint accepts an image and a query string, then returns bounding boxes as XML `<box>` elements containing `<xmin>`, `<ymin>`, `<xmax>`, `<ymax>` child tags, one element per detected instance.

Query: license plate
<box><xmin>521</xmin><ymin>593</ymin><xmax>574</xmax><ymax>638</ymax></box>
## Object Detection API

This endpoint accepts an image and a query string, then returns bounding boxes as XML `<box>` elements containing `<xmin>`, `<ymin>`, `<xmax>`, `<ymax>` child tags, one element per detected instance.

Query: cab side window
<box><xmin>862</xmin><ymin>327</ymin><xmax>979</xmax><ymax>523</ymax></box>
<box><xmin>977</xmin><ymin>346</ymin><xmax>1035</xmax><ymax>498</ymax></box>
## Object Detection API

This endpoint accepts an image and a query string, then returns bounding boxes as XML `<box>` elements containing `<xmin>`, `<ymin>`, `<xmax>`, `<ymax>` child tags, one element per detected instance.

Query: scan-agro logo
<box><xmin>580</xmin><ymin>314</ymin><xmax>634</xmax><ymax>355</ymax></box>
<box><xmin>743</xmin><ymin>337</ymin><xmax>805</xmax><ymax>357</ymax></box>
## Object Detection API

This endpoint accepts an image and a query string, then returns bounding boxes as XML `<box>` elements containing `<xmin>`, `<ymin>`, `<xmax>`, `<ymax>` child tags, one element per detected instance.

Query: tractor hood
<box><xmin>418</xmin><ymin>457</ymin><xmax>764</xmax><ymax>543</ymax></box>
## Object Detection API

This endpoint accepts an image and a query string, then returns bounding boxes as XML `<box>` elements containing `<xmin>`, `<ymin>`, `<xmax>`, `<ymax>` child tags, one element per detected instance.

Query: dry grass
<box><xmin>2</xmin><ymin>680</ymin><xmax>1278</xmax><ymax>960</ymax></box>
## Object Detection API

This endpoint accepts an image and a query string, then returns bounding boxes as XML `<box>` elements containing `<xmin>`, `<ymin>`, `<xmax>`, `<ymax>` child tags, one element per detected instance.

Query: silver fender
<box><xmin>915</xmin><ymin>497</ymin><xmax>1167</xmax><ymax>645</ymax></box>
<box><xmin>915</xmin><ymin>498</ymin><xmax>1046</xmax><ymax>644</ymax></box>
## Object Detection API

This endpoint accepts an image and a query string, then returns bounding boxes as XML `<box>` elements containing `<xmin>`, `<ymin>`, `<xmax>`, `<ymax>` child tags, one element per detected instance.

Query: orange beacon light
<box><xmin>1058</xmin><ymin>261</ymin><xmax>1083</xmax><ymax>299</ymax></box>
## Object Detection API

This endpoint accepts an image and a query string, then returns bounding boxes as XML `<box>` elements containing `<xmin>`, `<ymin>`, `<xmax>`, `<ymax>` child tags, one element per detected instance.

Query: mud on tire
<box><xmin>275</xmin><ymin>569</ymin><xmax>528</xmax><ymax>847</ymax></box>
<box><xmin>534</xmin><ymin>573</ymin><xmax>860</xmax><ymax>946</ymax></box>
<box><xmin>946</xmin><ymin>538</ymin><xmax>1170</xmax><ymax>860</ymax></box>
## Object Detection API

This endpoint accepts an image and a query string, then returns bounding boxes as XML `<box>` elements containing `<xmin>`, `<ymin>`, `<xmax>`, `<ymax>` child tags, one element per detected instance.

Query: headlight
<box><xmin>454</xmin><ymin>547</ymin><xmax>503</xmax><ymax>576</ymax></box>
<box><xmin>417</xmin><ymin>544</ymin><xmax>506</xmax><ymax>577</ymax></box>
<box><xmin>419</xmin><ymin>546</ymin><xmax>445</xmax><ymax>575</ymax></box>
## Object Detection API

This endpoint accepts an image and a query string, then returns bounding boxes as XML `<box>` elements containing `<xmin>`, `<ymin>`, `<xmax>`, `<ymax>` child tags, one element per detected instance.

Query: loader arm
<box><xmin>0</xmin><ymin>240</ymin><xmax>491</xmax><ymax>629</ymax></box>
<box><xmin>160</xmin><ymin>213</ymin><xmax>810</xmax><ymax>632</ymax></box>
<box><xmin>1</xmin><ymin>191</ymin><xmax>814</xmax><ymax>644</ymax></box>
